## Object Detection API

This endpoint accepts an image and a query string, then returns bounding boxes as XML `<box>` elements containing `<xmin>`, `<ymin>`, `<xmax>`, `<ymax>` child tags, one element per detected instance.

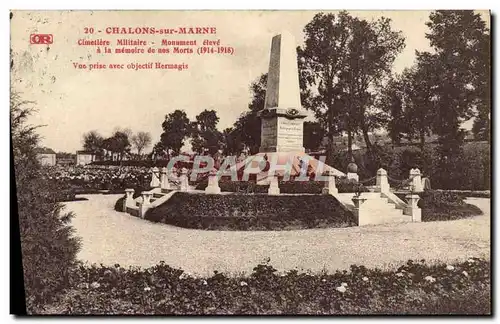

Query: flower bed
<box><xmin>395</xmin><ymin>190</ymin><xmax>483</xmax><ymax>222</ymax></box>
<box><xmin>43</xmin><ymin>258</ymin><xmax>490</xmax><ymax>315</ymax></box>
<box><xmin>144</xmin><ymin>192</ymin><xmax>356</xmax><ymax>230</ymax></box>
<box><xmin>194</xmin><ymin>177</ymin><xmax>369</xmax><ymax>194</ymax></box>
<box><xmin>42</xmin><ymin>165</ymin><xmax>152</xmax><ymax>193</ymax></box>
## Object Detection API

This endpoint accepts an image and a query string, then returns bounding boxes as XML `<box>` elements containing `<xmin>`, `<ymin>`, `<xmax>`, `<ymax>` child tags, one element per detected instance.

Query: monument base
<box><xmin>259</xmin><ymin>108</ymin><xmax>308</xmax><ymax>153</ymax></box>
<box><xmin>347</xmin><ymin>173</ymin><xmax>359</xmax><ymax>182</ymax></box>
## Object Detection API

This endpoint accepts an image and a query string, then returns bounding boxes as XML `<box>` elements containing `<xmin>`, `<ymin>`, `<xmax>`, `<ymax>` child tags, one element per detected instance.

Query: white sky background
<box><xmin>10</xmin><ymin>10</ymin><xmax>490</xmax><ymax>153</ymax></box>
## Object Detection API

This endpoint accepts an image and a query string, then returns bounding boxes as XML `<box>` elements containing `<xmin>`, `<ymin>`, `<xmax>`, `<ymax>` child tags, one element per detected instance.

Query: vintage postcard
<box><xmin>10</xmin><ymin>10</ymin><xmax>491</xmax><ymax>315</ymax></box>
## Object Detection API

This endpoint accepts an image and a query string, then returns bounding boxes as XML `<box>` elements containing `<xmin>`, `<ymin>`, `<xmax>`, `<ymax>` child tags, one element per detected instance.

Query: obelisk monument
<box><xmin>259</xmin><ymin>31</ymin><xmax>307</xmax><ymax>153</ymax></box>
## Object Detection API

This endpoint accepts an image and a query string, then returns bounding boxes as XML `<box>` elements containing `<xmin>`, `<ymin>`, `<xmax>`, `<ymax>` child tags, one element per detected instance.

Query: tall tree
<box><xmin>471</xmin><ymin>26</ymin><xmax>491</xmax><ymax>142</ymax></box>
<box><xmin>222</xmin><ymin>127</ymin><xmax>244</xmax><ymax>156</ymax></box>
<box><xmin>300</xmin><ymin>11</ymin><xmax>405</xmax><ymax>163</ymax></box>
<box><xmin>82</xmin><ymin>130</ymin><xmax>104</xmax><ymax>161</ymax></box>
<box><xmin>425</xmin><ymin>11</ymin><xmax>489</xmax><ymax>155</ymax></box>
<box><xmin>378</xmin><ymin>72</ymin><xmax>407</xmax><ymax>146</ymax></box>
<box><xmin>104</xmin><ymin>131</ymin><xmax>131</xmax><ymax>161</ymax></box>
<box><xmin>131</xmin><ymin>131</ymin><xmax>152</xmax><ymax>157</ymax></box>
<box><xmin>303</xmin><ymin>121</ymin><xmax>325</xmax><ymax>152</ymax></box>
<box><xmin>11</xmin><ymin>90</ymin><xmax>80</xmax><ymax>310</ymax></box>
<box><xmin>191</xmin><ymin>109</ymin><xmax>223</xmax><ymax>156</ymax></box>
<box><xmin>343</xmin><ymin>15</ymin><xmax>405</xmax><ymax>158</ymax></box>
<box><xmin>422</xmin><ymin>10</ymin><xmax>490</xmax><ymax>188</ymax></box>
<box><xmin>406</xmin><ymin>53</ymin><xmax>439</xmax><ymax>150</ymax></box>
<box><xmin>159</xmin><ymin>110</ymin><xmax>191</xmax><ymax>156</ymax></box>
<box><xmin>299</xmin><ymin>12</ymin><xmax>352</xmax><ymax>161</ymax></box>
<box><xmin>229</xmin><ymin>74</ymin><xmax>267</xmax><ymax>154</ymax></box>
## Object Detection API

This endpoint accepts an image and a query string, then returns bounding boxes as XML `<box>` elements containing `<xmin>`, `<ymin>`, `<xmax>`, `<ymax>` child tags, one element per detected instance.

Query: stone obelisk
<box><xmin>259</xmin><ymin>31</ymin><xmax>307</xmax><ymax>153</ymax></box>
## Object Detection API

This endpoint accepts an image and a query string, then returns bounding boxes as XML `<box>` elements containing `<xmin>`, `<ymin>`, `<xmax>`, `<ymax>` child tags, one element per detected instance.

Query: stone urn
<box><xmin>347</xmin><ymin>162</ymin><xmax>358</xmax><ymax>174</ymax></box>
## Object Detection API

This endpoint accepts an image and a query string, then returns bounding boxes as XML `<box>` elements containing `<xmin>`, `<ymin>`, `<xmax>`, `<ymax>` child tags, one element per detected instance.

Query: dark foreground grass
<box><xmin>37</xmin><ymin>258</ymin><xmax>490</xmax><ymax>315</ymax></box>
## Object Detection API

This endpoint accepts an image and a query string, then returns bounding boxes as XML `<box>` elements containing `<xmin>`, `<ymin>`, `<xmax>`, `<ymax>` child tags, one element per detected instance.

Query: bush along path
<box><xmin>43</xmin><ymin>257</ymin><xmax>490</xmax><ymax>315</ymax></box>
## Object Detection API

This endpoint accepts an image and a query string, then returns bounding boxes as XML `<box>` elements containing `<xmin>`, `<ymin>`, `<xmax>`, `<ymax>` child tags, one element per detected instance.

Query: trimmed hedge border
<box><xmin>144</xmin><ymin>192</ymin><xmax>356</xmax><ymax>230</ymax></box>
<box><xmin>434</xmin><ymin>189</ymin><xmax>491</xmax><ymax>199</ymax></box>
<box><xmin>194</xmin><ymin>178</ymin><xmax>369</xmax><ymax>194</ymax></box>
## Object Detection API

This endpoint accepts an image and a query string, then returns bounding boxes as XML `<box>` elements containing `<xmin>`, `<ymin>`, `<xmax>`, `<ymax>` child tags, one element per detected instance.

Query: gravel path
<box><xmin>66</xmin><ymin>195</ymin><xmax>490</xmax><ymax>276</ymax></box>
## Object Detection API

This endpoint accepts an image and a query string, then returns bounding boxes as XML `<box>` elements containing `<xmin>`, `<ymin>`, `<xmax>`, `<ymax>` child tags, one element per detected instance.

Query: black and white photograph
<box><xmin>9</xmin><ymin>9</ymin><xmax>491</xmax><ymax>315</ymax></box>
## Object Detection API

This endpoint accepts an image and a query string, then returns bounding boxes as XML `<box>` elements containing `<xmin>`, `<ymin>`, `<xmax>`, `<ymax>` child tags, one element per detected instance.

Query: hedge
<box><xmin>194</xmin><ymin>178</ymin><xmax>369</xmax><ymax>194</ymax></box>
<box><xmin>41</xmin><ymin>258</ymin><xmax>490</xmax><ymax>315</ymax></box>
<box><xmin>395</xmin><ymin>190</ymin><xmax>483</xmax><ymax>222</ymax></box>
<box><xmin>144</xmin><ymin>192</ymin><xmax>356</xmax><ymax>230</ymax></box>
<box><xmin>91</xmin><ymin>160</ymin><xmax>194</xmax><ymax>169</ymax></box>
<box><xmin>331</xmin><ymin>142</ymin><xmax>490</xmax><ymax>191</ymax></box>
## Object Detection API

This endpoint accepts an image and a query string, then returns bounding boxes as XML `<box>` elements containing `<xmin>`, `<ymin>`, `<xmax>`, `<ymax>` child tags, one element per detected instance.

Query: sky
<box><xmin>10</xmin><ymin>10</ymin><xmax>490</xmax><ymax>153</ymax></box>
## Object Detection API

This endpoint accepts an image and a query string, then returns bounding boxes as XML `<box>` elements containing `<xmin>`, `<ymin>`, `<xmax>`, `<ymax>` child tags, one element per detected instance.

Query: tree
<box><xmin>82</xmin><ymin>130</ymin><xmax>104</xmax><ymax>161</ymax></box>
<box><xmin>422</xmin><ymin>10</ymin><xmax>490</xmax><ymax>187</ymax></box>
<box><xmin>190</xmin><ymin>110</ymin><xmax>223</xmax><ymax>156</ymax></box>
<box><xmin>152</xmin><ymin>141</ymin><xmax>167</xmax><ymax>160</ymax></box>
<box><xmin>228</xmin><ymin>74</ymin><xmax>267</xmax><ymax>154</ymax></box>
<box><xmin>159</xmin><ymin>110</ymin><xmax>191</xmax><ymax>157</ymax></box>
<box><xmin>303</xmin><ymin>121</ymin><xmax>325</xmax><ymax>152</ymax></box>
<box><xmin>11</xmin><ymin>90</ymin><xmax>80</xmax><ymax>311</ymax></box>
<box><xmin>378</xmin><ymin>73</ymin><xmax>407</xmax><ymax>146</ymax></box>
<box><xmin>222</xmin><ymin>127</ymin><xmax>244</xmax><ymax>155</ymax></box>
<box><xmin>102</xmin><ymin>131</ymin><xmax>131</xmax><ymax>161</ymax></box>
<box><xmin>406</xmin><ymin>53</ymin><xmax>440</xmax><ymax>150</ymax></box>
<box><xmin>300</xmin><ymin>11</ymin><xmax>405</xmax><ymax>164</ymax></box>
<box><xmin>380</xmin><ymin>62</ymin><xmax>437</xmax><ymax>150</ymax></box>
<box><xmin>131</xmin><ymin>131</ymin><xmax>152</xmax><ymax>158</ymax></box>
<box><xmin>426</xmin><ymin>12</ymin><xmax>488</xmax><ymax>146</ymax></box>
<box><xmin>471</xmin><ymin>26</ymin><xmax>491</xmax><ymax>142</ymax></box>
<box><xmin>299</xmin><ymin>12</ymin><xmax>352</xmax><ymax>161</ymax></box>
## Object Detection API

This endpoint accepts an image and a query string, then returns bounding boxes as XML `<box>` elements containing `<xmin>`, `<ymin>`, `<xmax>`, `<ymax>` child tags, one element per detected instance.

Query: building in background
<box><xmin>56</xmin><ymin>153</ymin><xmax>76</xmax><ymax>166</ymax></box>
<box><xmin>76</xmin><ymin>151</ymin><xmax>94</xmax><ymax>165</ymax></box>
<box><xmin>35</xmin><ymin>147</ymin><xmax>57</xmax><ymax>166</ymax></box>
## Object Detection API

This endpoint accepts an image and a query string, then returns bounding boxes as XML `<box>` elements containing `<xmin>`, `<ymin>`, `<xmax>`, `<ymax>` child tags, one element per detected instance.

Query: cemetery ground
<box><xmin>37</xmin><ymin>194</ymin><xmax>490</xmax><ymax>314</ymax></box>
<box><xmin>66</xmin><ymin>194</ymin><xmax>490</xmax><ymax>276</ymax></box>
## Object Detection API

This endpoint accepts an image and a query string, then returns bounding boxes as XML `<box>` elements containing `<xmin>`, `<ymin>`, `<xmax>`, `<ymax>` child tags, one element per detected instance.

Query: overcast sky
<box><xmin>11</xmin><ymin>10</ymin><xmax>490</xmax><ymax>153</ymax></box>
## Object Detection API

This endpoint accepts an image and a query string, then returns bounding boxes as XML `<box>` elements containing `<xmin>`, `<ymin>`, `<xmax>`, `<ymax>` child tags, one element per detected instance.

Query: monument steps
<box><xmin>335</xmin><ymin>192</ymin><xmax>411</xmax><ymax>225</ymax></box>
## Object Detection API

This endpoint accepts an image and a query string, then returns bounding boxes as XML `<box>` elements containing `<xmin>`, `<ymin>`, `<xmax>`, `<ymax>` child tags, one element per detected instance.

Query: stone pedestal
<box><xmin>160</xmin><ymin>167</ymin><xmax>170</xmax><ymax>191</ymax></box>
<box><xmin>180</xmin><ymin>168</ymin><xmax>189</xmax><ymax>192</ymax></box>
<box><xmin>375</xmin><ymin>168</ymin><xmax>389</xmax><ymax>193</ymax></box>
<box><xmin>347</xmin><ymin>173</ymin><xmax>359</xmax><ymax>182</ymax></box>
<box><xmin>150</xmin><ymin>167</ymin><xmax>160</xmax><ymax>188</ymax></box>
<box><xmin>123</xmin><ymin>188</ymin><xmax>135</xmax><ymax>212</ymax></box>
<box><xmin>404</xmin><ymin>194</ymin><xmax>422</xmax><ymax>222</ymax></box>
<box><xmin>352</xmin><ymin>195</ymin><xmax>368</xmax><ymax>226</ymax></box>
<box><xmin>322</xmin><ymin>170</ymin><xmax>338</xmax><ymax>195</ymax></box>
<box><xmin>205</xmin><ymin>170</ymin><xmax>221</xmax><ymax>194</ymax></box>
<box><xmin>268</xmin><ymin>176</ymin><xmax>280</xmax><ymax>195</ymax></box>
<box><xmin>139</xmin><ymin>191</ymin><xmax>153</xmax><ymax>218</ymax></box>
<box><xmin>409</xmin><ymin>168</ymin><xmax>423</xmax><ymax>193</ymax></box>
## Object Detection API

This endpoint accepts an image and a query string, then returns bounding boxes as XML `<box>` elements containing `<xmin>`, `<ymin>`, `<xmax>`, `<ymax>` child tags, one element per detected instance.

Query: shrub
<box><xmin>144</xmin><ymin>192</ymin><xmax>356</xmax><ymax>230</ymax></box>
<box><xmin>330</xmin><ymin>143</ymin><xmax>490</xmax><ymax>190</ymax></box>
<box><xmin>42</xmin><ymin>258</ymin><xmax>490</xmax><ymax>315</ymax></box>
<box><xmin>11</xmin><ymin>91</ymin><xmax>81</xmax><ymax>313</ymax></box>
<box><xmin>396</xmin><ymin>190</ymin><xmax>483</xmax><ymax>222</ymax></box>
